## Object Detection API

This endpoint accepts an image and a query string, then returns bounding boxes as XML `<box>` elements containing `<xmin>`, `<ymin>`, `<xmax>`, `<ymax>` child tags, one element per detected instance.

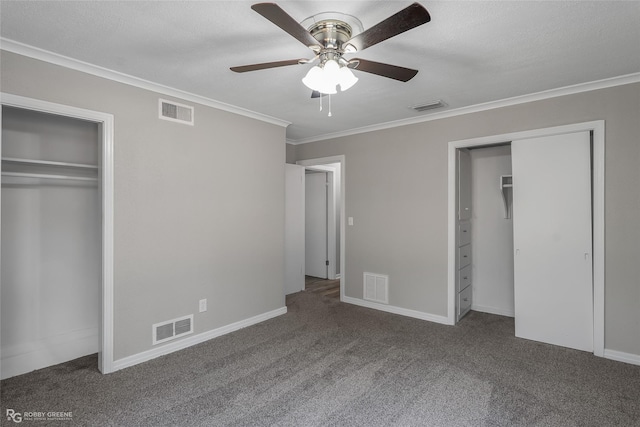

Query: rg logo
<box><xmin>6</xmin><ymin>409</ymin><xmax>22</xmax><ymax>423</ymax></box>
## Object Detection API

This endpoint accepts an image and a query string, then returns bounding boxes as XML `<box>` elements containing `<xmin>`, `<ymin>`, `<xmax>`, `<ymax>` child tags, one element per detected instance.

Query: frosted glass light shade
<box><xmin>302</xmin><ymin>66</ymin><xmax>323</xmax><ymax>91</ymax></box>
<box><xmin>338</xmin><ymin>66</ymin><xmax>358</xmax><ymax>91</ymax></box>
<box><xmin>323</xmin><ymin>60</ymin><xmax>340</xmax><ymax>80</ymax></box>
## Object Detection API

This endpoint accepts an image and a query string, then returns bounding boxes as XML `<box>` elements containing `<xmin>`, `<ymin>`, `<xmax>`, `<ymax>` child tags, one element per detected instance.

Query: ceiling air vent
<box><xmin>411</xmin><ymin>100</ymin><xmax>447</xmax><ymax>112</ymax></box>
<box><xmin>159</xmin><ymin>98</ymin><xmax>194</xmax><ymax>125</ymax></box>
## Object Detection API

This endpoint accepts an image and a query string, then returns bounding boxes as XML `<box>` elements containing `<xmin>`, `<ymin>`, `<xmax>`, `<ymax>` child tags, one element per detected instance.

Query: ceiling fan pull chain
<box><xmin>319</xmin><ymin>92</ymin><xmax>323</xmax><ymax>112</ymax></box>
<box><xmin>328</xmin><ymin>94</ymin><xmax>332</xmax><ymax>117</ymax></box>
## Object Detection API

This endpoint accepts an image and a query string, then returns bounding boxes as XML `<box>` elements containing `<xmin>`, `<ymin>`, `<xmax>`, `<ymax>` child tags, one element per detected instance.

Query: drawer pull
<box><xmin>463</xmin><ymin>255</ymin><xmax>468</xmax><ymax>258</ymax></box>
<box><xmin>463</xmin><ymin>298</ymin><xmax>469</xmax><ymax>302</ymax></box>
<box><xmin>463</xmin><ymin>276</ymin><xmax>468</xmax><ymax>280</ymax></box>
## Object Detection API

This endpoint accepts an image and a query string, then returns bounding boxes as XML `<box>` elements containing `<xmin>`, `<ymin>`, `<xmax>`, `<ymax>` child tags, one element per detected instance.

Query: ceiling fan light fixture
<box><xmin>302</xmin><ymin>59</ymin><xmax>357</xmax><ymax>94</ymax></box>
<box><xmin>302</xmin><ymin>65</ymin><xmax>337</xmax><ymax>94</ymax></box>
<box><xmin>302</xmin><ymin>62</ymin><xmax>339</xmax><ymax>94</ymax></box>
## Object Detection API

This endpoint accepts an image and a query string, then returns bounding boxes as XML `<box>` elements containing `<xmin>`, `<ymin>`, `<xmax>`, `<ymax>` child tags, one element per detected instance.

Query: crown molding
<box><xmin>0</xmin><ymin>38</ymin><xmax>291</xmax><ymax>129</ymax></box>
<box><xmin>287</xmin><ymin>71</ymin><xmax>640</xmax><ymax>145</ymax></box>
<box><xmin>3</xmin><ymin>38</ymin><xmax>637</xmax><ymax>143</ymax></box>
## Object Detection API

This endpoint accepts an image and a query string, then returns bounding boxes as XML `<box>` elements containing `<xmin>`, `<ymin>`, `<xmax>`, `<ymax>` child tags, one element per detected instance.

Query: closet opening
<box><xmin>447</xmin><ymin>121</ymin><xmax>605</xmax><ymax>357</ymax></box>
<box><xmin>465</xmin><ymin>144</ymin><xmax>515</xmax><ymax>320</ymax></box>
<box><xmin>1</xmin><ymin>94</ymin><xmax>114</xmax><ymax>378</ymax></box>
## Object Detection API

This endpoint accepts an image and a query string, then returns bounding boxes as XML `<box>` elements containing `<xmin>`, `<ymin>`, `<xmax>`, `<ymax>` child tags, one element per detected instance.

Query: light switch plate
<box><xmin>199</xmin><ymin>299</ymin><xmax>207</xmax><ymax>313</ymax></box>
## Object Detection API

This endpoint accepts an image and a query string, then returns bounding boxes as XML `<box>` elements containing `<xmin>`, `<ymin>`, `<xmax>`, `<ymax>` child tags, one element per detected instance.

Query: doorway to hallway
<box><xmin>305</xmin><ymin>276</ymin><xmax>340</xmax><ymax>299</ymax></box>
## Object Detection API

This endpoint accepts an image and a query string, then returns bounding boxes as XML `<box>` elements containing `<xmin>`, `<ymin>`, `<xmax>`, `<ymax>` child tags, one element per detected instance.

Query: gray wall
<box><xmin>1</xmin><ymin>51</ymin><xmax>287</xmax><ymax>360</ymax></box>
<box><xmin>294</xmin><ymin>83</ymin><xmax>640</xmax><ymax>357</ymax></box>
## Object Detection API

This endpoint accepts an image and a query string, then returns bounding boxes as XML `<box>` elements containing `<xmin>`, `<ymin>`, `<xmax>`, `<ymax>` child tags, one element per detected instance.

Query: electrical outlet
<box><xmin>199</xmin><ymin>299</ymin><xmax>207</xmax><ymax>313</ymax></box>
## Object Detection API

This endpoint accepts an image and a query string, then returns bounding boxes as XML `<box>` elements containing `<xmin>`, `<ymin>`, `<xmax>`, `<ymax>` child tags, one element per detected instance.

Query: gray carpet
<box><xmin>2</xmin><ymin>290</ymin><xmax>639</xmax><ymax>426</ymax></box>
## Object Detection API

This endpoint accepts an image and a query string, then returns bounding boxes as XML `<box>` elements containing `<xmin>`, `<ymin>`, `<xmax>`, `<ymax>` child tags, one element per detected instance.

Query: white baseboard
<box><xmin>603</xmin><ymin>349</ymin><xmax>640</xmax><ymax>366</ymax></box>
<box><xmin>471</xmin><ymin>304</ymin><xmax>515</xmax><ymax>318</ymax></box>
<box><xmin>112</xmin><ymin>306</ymin><xmax>287</xmax><ymax>373</ymax></box>
<box><xmin>1</xmin><ymin>327</ymin><xmax>99</xmax><ymax>380</ymax></box>
<box><xmin>342</xmin><ymin>296</ymin><xmax>452</xmax><ymax>325</ymax></box>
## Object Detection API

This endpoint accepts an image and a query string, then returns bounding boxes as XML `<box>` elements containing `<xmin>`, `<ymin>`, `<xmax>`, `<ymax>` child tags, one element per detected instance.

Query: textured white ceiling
<box><xmin>2</xmin><ymin>1</ymin><xmax>639</xmax><ymax>142</ymax></box>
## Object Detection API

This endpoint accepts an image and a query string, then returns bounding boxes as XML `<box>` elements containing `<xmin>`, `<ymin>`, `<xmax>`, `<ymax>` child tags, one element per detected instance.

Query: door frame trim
<box><xmin>1</xmin><ymin>92</ymin><xmax>116</xmax><ymax>373</ymax></box>
<box><xmin>447</xmin><ymin>120</ymin><xmax>605</xmax><ymax>357</ymax></box>
<box><xmin>297</xmin><ymin>156</ymin><xmax>346</xmax><ymax>300</ymax></box>
<box><xmin>304</xmin><ymin>166</ymin><xmax>336</xmax><ymax>279</ymax></box>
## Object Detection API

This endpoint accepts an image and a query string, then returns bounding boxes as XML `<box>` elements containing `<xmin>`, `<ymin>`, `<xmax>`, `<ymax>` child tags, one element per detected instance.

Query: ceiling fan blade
<box><xmin>230</xmin><ymin>59</ymin><xmax>305</xmax><ymax>73</ymax></box>
<box><xmin>310</xmin><ymin>90</ymin><xmax>328</xmax><ymax>98</ymax></box>
<box><xmin>252</xmin><ymin>3</ymin><xmax>322</xmax><ymax>51</ymax></box>
<box><xmin>345</xmin><ymin>3</ymin><xmax>430</xmax><ymax>52</ymax></box>
<box><xmin>350</xmin><ymin>58</ymin><xmax>418</xmax><ymax>82</ymax></box>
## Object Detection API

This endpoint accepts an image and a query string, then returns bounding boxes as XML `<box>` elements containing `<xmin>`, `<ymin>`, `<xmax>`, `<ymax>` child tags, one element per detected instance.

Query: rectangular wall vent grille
<box><xmin>411</xmin><ymin>100</ymin><xmax>447</xmax><ymax>112</ymax></box>
<box><xmin>174</xmin><ymin>318</ymin><xmax>192</xmax><ymax>335</ymax></box>
<box><xmin>152</xmin><ymin>314</ymin><xmax>194</xmax><ymax>345</ymax></box>
<box><xmin>159</xmin><ymin>99</ymin><xmax>194</xmax><ymax>125</ymax></box>
<box><xmin>155</xmin><ymin>323</ymin><xmax>174</xmax><ymax>342</ymax></box>
<box><xmin>363</xmin><ymin>272</ymin><xmax>389</xmax><ymax>304</ymax></box>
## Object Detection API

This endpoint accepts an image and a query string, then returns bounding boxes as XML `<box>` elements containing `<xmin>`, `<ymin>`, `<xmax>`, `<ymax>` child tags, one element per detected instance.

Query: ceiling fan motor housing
<box><xmin>308</xmin><ymin>19</ymin><xmax>355</xmax><ymax>66</ymax></box>
<box><xmin>309</xmin><ymin>20</ymin><xmax>352</xmax><ymax>51</ymax></box>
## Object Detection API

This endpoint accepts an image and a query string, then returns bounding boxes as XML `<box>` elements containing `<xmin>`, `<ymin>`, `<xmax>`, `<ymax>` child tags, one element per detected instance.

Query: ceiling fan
<box><xmin>230</xmin><ymin>2</ymin><xmax>431</xmax><ymax>97</ymax></box>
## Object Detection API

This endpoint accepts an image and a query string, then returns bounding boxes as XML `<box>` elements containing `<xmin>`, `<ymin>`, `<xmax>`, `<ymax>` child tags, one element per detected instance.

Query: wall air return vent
<box><xmin>152</xmin><ymin>314</ymin><xmax>194</xmax><ymax>345</ymax></box>
<box><xmin>363</xmin><ymin>272</ymin><xmax>389</xmax><ymax>304</ymax></box>
<box><xmin>159</xmin><ymin>99</ymin><xmax>194</xmax><ymax>125</ymax></box>
<box><xmin>410</xmin><ymin>100</ymin><xmax>447</xmax><ymax>112</ymax></box>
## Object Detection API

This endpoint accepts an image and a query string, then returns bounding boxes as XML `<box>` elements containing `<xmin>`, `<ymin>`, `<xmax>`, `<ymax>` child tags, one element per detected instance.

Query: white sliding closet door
<box><xmin>512</xmin><ymin>131</ymin><xmax>593</xmax><ymax>352</ymax></box>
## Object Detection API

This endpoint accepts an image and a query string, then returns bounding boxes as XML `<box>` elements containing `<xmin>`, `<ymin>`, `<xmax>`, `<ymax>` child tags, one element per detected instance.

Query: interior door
<box><xmin>512</xmin><ymin>131</ymin><xmax>593</xmax><ymax>352</ymax></box>
<box><xmin>305</xmin><ymin>171</ymin><xmax>328</xmax><ymax>279</ymax></box>
<box><xmin>285</xmin><ymin>164</ymin><xmax>305</xmax><ymax>295</ymax></box>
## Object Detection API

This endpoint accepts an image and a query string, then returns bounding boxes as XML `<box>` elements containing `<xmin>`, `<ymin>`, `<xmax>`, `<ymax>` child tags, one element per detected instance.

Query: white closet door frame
<box><xmin>1</xmin><ymin>93</ymin><xmax>115</xmax><ymax>374</ymax></box>
<box><xmin>447</xmin><ymin>120</ymin><xmax>605</xmax><ymax>357</ymax></box>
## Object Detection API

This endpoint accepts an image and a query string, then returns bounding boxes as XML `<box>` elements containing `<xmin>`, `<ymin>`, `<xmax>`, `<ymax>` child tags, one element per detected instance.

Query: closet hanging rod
<box><xmin>500</xmin><ymin>174</ymin><xmax>513</xmax><ymax>219</ymax></box>
<box><xmin>1</xmin><ymin>157</ymin><xmax>98</xmax><ymax>169</ymax></box>
<box><xmin>1</xmin><ymin>172</ymin><xmax>98</xmax><ymax>182</ymax></box>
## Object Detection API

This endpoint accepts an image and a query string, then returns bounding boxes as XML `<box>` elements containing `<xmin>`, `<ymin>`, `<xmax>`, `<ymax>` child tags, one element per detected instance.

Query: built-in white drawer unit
<box><xmin>458</xmin><ymin>221</ymin><xmax>472</xmax><ymax>247</ymax></box>
<box><xmin>456</xmin><ymin>148</ymin><xmax>473</xmax><ymax>322</ymax></box>
<box><xmin>457</xmin><ymin>264</ymin><xmax>472</xmax><ymax>292</ymax></box>
<box><xmin>458</xmin><ymin>284</ymin><xmax>472</xmax><ymax>317</ymax></box>
<box><xmin>457</xmin><ymin>243</ymin><xmax>472</xmax><ymax>269</ymax></box>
